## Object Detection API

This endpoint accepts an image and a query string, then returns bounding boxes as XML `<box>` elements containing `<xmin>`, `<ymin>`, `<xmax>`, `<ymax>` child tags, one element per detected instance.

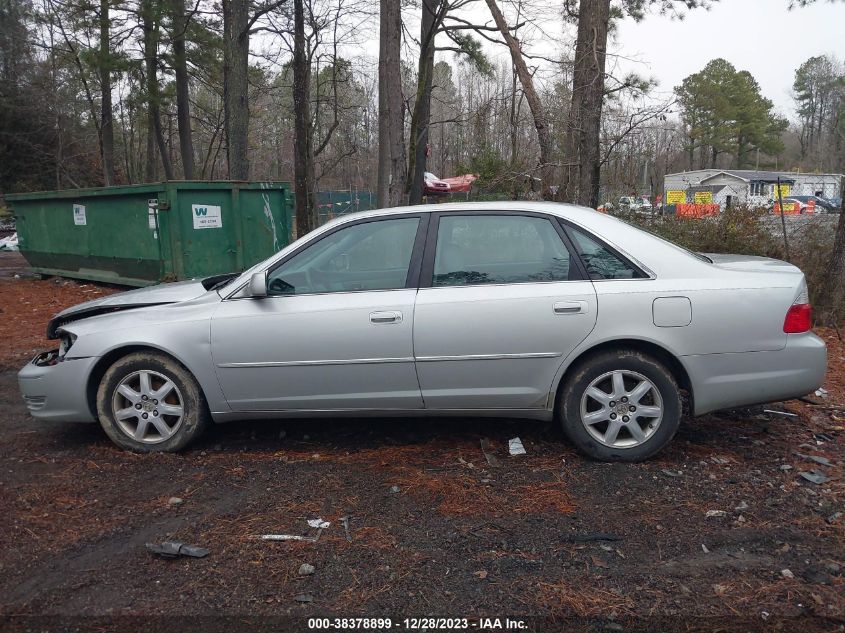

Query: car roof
<box><xmin>343</xmin><ymin>200</ymin><xmax>597</xmax><ymax>222</ymax></box>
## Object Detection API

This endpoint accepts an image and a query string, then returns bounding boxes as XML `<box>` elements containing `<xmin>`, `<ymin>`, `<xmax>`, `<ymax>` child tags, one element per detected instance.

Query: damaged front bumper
<box><xmin>18</xmin><ymin>351</ymin><xmax>98</xmax><ymax>422</ymax></box>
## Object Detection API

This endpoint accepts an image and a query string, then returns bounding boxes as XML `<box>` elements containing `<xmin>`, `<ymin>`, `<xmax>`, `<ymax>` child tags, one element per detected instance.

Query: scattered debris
<box><xmin>480</xmin><ymin>438</ymin><xmax>500</xmax><ymax>467</ymax></box>
<box><xmin>0</xmin><ymin>233</ymin><xmax>18</xmax><ymax>251</ymax></box>
<box><xmin>590</xmin><ymin>556</ymin><xmax>609</xmax><ymax>569</ymax></box>
<box><xmin>508</xmin><ymin>437</ymin><xmax>527</xmax><ymax>456</ymax></box>
<box><xmin>794</xmin><ymin>452</ymin><xmax>833</xmax><ymax>467</ymax></box>
<box><xmin>262</xmin><ymin>518</ymin><xmax>330</xmax><ymax>543</ymax></box>
<box><xmin>781</xmin><ymin>569</ymin><xmax>794</xmax><ymax>579</ymax></box>
<box><xmin>827</xmin><ymin>512</ymin><xmax>844</xmax><ymax>524</ymax></box>
<box><xmin>735</xmin><ymin>501</ymin><xmax>749</xmax><ymax>511</ymax></box>
<box><xmin>167</xmin><ymin>497</ymin><xmax>183</xmax><ymax>507</ymax></box>
<box><xmin>662</xmin><ymin>469</ymin><xmax>683</xmax><ymax>477</ymax></box>
<box><xmin>261</xmin><ymin>534</ymin><xmax>316</xmax><ymax>542</ymax></box>
<box><xmin>711</xmin><ymin>456</ymin><xmax>731</xmax><ymax>465</ymax></box>
<box><xmin>713</xmin><ymin>584</ymin><xmax>728</xmax><ymax>596</ymax></box>
<box><xmin>705</xmin><ymin>510</ymin><xmax>727</xmax><ymax>518</ymax></box>
<box><xmin>763</xmin><ymin>409</ymin><xmax>798</xmax><ymax>418</ymax></box>
<box><xmin>389</xmin><ymin>485</ymin><xmax>401</xmax><ymax>494</ymax></box>
<box><xmin>340</xmin><ymin>516</ymin><xmax>352</xmax><ymax>542</ymax></box>
<box><xmin>815</xmin><ymin>388</ymin><xmax>829</xmax><ymax>398</ymax></box>
<box><xmin>701</xmin><ymin>544</ymin><xmax>710</xmax><ymax>554</ymax></box>
<box><xmin>298</xmin><ymin>563</ymin><xmax>315</xmax><ymax>576</ymax></box>
<box><xmin>145</xmin><ymin>541</ymin><xmax>209</xmax><ymax>559</ymax></box>
<box><xmin>799</xmin><ymin>471</ymin><xmax>830</xmax><ymax>485</ymax></box>
<box><xmin>779</xmin><ymin>464</ymin><xmax>793</xmax><ymax>472</ymax></box>
<box><xmin>473</xmin><ymin>570</ymin><xmax>488</xmax><ymax>579</ymax></box>
<box><xmin>294</xmin><ymin>594</ymin><xmax>314</xmax><ymax>603</ymax></box>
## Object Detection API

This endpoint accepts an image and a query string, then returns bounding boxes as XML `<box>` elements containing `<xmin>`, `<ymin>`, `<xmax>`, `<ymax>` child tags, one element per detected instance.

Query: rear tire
<box><xmin>96</xmin><ymin>351</ymin><xmax>209</xmax><ymax>452</ymax></box>
<box><xmin>558</xmin><ymin>349</ymin><xmax>681</xmax><ymax>462</ymax></box>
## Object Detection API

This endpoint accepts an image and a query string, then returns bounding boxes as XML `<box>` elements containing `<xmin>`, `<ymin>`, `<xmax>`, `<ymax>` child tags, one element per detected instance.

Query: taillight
<box><xmin>784</xmin><ymin>303</ymin><xmax>812</xmax><ymax>333</ymax></box>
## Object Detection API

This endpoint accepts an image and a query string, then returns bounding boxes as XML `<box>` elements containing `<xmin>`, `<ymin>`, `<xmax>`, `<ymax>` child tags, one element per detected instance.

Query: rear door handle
<box><xmin>554</xmin><ymin>301</ymin><xmax>588</xmax><ymax>315</ymax></box>
<box><xmin>370</xmin><ymin>311</ymin><xmax>403</xmax><ymax>324</ymax></box>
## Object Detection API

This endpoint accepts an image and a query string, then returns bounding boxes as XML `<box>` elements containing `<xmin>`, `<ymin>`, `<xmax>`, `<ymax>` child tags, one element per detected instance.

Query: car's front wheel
<box><xmin>558</xmin><ymin>349</ymin><xmax>682</xmax><ymax>462</ymax></box>
<box><xmin>96</xmin><ymin>351</ymin><xmax>209</xmax><ymax>452</ymax></box>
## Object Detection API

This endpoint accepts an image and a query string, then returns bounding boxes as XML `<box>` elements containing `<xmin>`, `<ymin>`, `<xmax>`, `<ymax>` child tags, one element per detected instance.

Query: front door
<box><xmin>413</xmin><ymin>212</ymin><xmax>598</xmax><ymax>410</ymax></box>
<box><xmin>211</xmin><ymin>214</ymin><xmax>427</xmax><ymax>411</ymax></box>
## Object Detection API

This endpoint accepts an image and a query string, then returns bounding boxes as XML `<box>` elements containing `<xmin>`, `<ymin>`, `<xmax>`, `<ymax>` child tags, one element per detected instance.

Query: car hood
<box><xmin>47</xmin><ymin>278</ymin><xmax>219</xmax><ymax>338</ymax></box>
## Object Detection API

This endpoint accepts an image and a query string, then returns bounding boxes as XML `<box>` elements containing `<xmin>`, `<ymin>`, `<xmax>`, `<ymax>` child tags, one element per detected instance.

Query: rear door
<box><xmin>412</xmin><ymin>211</ymin><xmax>598</xmax><ymax>410</ymax></box>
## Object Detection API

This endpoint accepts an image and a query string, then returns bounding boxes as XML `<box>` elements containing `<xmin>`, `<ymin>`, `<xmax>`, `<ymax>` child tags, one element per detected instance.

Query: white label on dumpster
<box><xmin>192</xmin><ymin>204</ymin><xmax>222</xmax><ymax>229</ymax></box>
<box><xmin>73</xmin><ymin>204</ymin><xmax>87</xmax><ymax>226</ymax></box>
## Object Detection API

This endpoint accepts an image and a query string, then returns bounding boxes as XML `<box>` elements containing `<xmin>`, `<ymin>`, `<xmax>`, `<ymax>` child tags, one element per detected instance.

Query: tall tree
<box><xmin>676</xmin><ymin>59</ymin><xmax>786</xmax><ymax>170</ymax></box>
<box><xmin>222</xmin><ymin>0</ymin><xmax>250</xmax><ymax>179</ymax></box>
<box><xmin>407</xmin><ymin>0</ymin><xmax>493</xmax><ymax>204</ymax></box>
<box><xmin>407</xmin><ymin>0</ymin><xmax>440</xmax><ymax>205</ymax></box>
<box><xmin>292</xmin><ymin>0</ymin><xmax>316</xmax><ymax>233</ymax></box>
<box><xmin>99</xmin><ymin>0</ymin><xmax>115</xmax><ymax>185</ymax></box>
<box><xmin>170</xmin><ymin>0</ymin><xmax>195</xmax><ymax>178</ymax></box>
<box><xmin>141</xmin><ymin>0</ymin><xmax>174</xmax><ymax>180</ymax></box>
<box><xmin>483</xmin><ymin>0</ymin><xmax>553</xmax><ymax>194</ymax></box>
<box><xmin>559</xmin><ymin>0</ymin><xmax>611</xmax><ymax>207</ymax></box>
<box><xmin>376</xmin><ymin>0</ymin><xmax>405</xmax><ymax>207</ymax></box>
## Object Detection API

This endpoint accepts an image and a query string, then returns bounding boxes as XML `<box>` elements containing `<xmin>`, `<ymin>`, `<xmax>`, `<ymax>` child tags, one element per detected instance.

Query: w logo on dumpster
<box><xmin>191</xmin><ymin>204</ymin><xmax>222</xmax><ymax>229</ymax></box>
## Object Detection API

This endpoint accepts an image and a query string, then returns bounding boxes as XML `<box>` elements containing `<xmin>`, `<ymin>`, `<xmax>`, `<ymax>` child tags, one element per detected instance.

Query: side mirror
<box><xmin>249</xmin><ymin>272</ymin><xmax>268</xmax><ymax>298</ymax></box>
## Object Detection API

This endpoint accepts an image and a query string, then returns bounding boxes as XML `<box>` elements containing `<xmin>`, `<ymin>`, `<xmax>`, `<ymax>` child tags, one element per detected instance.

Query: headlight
<box><xmin>57</xmin><ymin>331</ymin><xmax>77</xmax><ymax>360</ymax></box>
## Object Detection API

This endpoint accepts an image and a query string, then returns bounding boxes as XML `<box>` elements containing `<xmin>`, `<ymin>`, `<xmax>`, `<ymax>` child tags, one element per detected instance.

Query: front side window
<box><xmin>568</xmin><ymin>225</ymin><xmax>644</xmax><ymax>280</ymax></box>
<box><xmin>267</xmin><ymin>217</ymin><xmax>420</xmax><ymax>295</ymax></box>
<box><xmin>432</xmin><ymin>215</ymin><xmax>574</xmax><ymax>287</ymax></box>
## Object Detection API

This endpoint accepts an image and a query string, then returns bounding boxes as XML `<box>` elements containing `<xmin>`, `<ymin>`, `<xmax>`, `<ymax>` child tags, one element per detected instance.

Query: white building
<box><xmin>663</xmin><ymin>169</ymin><xmax>843</xmax><ymax>209</ymax></box>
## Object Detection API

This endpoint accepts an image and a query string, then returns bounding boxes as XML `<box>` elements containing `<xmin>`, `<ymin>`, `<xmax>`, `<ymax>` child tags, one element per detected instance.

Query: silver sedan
<box><xmin>18</xmin><ymin>202</ymin><xmax>827</xmax><ymax>461</ymax></box>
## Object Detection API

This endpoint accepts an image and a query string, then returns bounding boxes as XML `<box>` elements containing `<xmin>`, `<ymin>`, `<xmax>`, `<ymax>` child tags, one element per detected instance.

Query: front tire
<box><xmin>558</xmin><ymin>350</ymin><xmax>682</xmax><ymax>462</ymax></box>
<box><xmin>96</xmin><ymin>351</ymin><xmax>210</xmax><ymax>452</ymax></box>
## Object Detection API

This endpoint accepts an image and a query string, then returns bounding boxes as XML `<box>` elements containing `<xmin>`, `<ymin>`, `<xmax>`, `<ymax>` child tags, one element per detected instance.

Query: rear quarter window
<box><xmin>567</xmin><ymin>225</ymin><xmax>647</xmax><ymax>280</ymax></box>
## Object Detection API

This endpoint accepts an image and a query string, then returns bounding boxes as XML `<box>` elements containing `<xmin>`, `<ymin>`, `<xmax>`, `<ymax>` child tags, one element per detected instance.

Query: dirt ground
<box><xmin>0</xmin><ymin>254</ymin><xmax>843</xmax><ymax>631</ymax></box>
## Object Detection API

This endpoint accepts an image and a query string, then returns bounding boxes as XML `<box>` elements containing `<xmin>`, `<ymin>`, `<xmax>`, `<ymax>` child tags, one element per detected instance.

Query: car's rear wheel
<box><xmin>96</xmin><ymin>351</ymin><xmax>209</xmax><ymax>452</ymax></box>
<box><xmin>558</xmin><ymin>349</ymin><xmax>681</xmax><ymax>462</ymax></box>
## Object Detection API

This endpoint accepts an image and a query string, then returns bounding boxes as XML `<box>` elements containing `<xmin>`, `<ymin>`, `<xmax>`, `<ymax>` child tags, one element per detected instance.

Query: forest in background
<box><xmin>0</xmin><ymin>0</ymin><xmax>843</xmax><ymax>222</ymax></box>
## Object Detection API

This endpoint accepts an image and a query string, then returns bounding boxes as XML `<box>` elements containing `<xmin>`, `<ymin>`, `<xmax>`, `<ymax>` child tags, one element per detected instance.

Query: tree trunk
<box><xmin>407</xmin><ymin>0</ymin><xmax>439</xmax><ymax>205</ymax></box>
<box><xmin>142</xmin><ymin>0</ymin><xmax>174</xmax><ymax>181</ymax></box>
<box><xmin>99</xmin><ymin>0</ymin><xmax>115</xmax><ymax>185</ymax></box>
<box><xmin>484</xmin><ymin>0</ymin><xmax>553</xmax><ymax>194</ymax></box>
<box><xmin>293</xmin><ymin>0</ymin><xmax>317</xmax><ymax>236</ymax></box>
<box><xmin>560</xmin><ymin>0</ymin><xmax>611</xmax><ymax>207</ymax></box>
<box><xmin>222</xmin><ymin>0</ymin><xmax>250</xmax><ymax>180</ymax></box>
<box><xmin>377</xmin><ymin>0</ymin><xmax>405</xmax><ymax>207</ymax></box>
<box><xmin>170</xmin><ymin>0</ymin><xmax>195</xmax><ymax>179</ymax></box>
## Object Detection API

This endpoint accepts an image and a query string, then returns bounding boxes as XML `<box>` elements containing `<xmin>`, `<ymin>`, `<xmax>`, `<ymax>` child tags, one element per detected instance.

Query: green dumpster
<box><xmin>6</xmin><ymin>181</ymin><xmax>291</xmax><ymax>286</ymax></box>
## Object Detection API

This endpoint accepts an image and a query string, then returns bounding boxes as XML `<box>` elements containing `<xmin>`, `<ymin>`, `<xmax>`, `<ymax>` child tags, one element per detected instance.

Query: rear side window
<box><xmin>432</xmin><ymin>215</ymin><xmax>575</xmax><ymax>286</ymax></box>
<box><xmin>568</xmin><ymin>225</ymin><xmax>645</xmax><ymax>280</ymax></box>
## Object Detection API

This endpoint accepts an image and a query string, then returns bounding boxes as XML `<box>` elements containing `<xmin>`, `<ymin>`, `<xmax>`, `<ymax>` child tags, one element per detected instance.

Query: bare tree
<box><xmin>483</xmin><ymin>0</ymin><xmax>552</xmax><ymax>194</ymax></box>
<box><xmin>170</xmin><ymin>0</ymin><xmax>195</xmax><ymax>178</ymax></box>
<box><xmin>376</xmin><ymin>0</ymin><xmax>405</xmax><ymax>207</ymax></box>
<box><xmin>560</xmin><ymin>0</ymin><xmax>611</xmax><ymax>207</ymax></box>
<box><xmin>292</xmin><ymin>0</ymin><xmax>317</xmax><ymax>233</ymax></box>
<box><xmin>222</xmin><ymin>0</ymin><xmax>250</xmax><ymax>179</ymax></box>
<box><xmin>99</xmin><ymin>0</ymin><xmax>115</xmax><ymax>184</ymax></box>
<box><xmin>142</xmin><ymin>0</ymin><xmax>174</xmax><ymax>180</ymax></box>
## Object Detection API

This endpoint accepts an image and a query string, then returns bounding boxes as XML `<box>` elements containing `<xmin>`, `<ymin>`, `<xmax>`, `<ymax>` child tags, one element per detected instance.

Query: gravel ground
<box><xmin>0</xmin><ymin>260</ymin><xmax>843</xmax><ymax>632</ymax></box>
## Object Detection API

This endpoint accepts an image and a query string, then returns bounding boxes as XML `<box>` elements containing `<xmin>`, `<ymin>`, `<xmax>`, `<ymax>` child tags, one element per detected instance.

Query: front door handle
<box><xmin>554</xmin><ymin>301</ymin><xmax>588</xmax><ymax>315</ymax></box>
<box><xmin>370</xmin><ymin>310</ymin><xmax>403</xmax><ymax>324</ymax></box>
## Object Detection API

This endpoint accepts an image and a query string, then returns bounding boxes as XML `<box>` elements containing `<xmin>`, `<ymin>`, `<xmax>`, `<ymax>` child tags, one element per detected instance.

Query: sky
<box><xmin>612</xmin><ymin>0</ymin><xmax>845</xmax><ymax>116</ymax></box>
